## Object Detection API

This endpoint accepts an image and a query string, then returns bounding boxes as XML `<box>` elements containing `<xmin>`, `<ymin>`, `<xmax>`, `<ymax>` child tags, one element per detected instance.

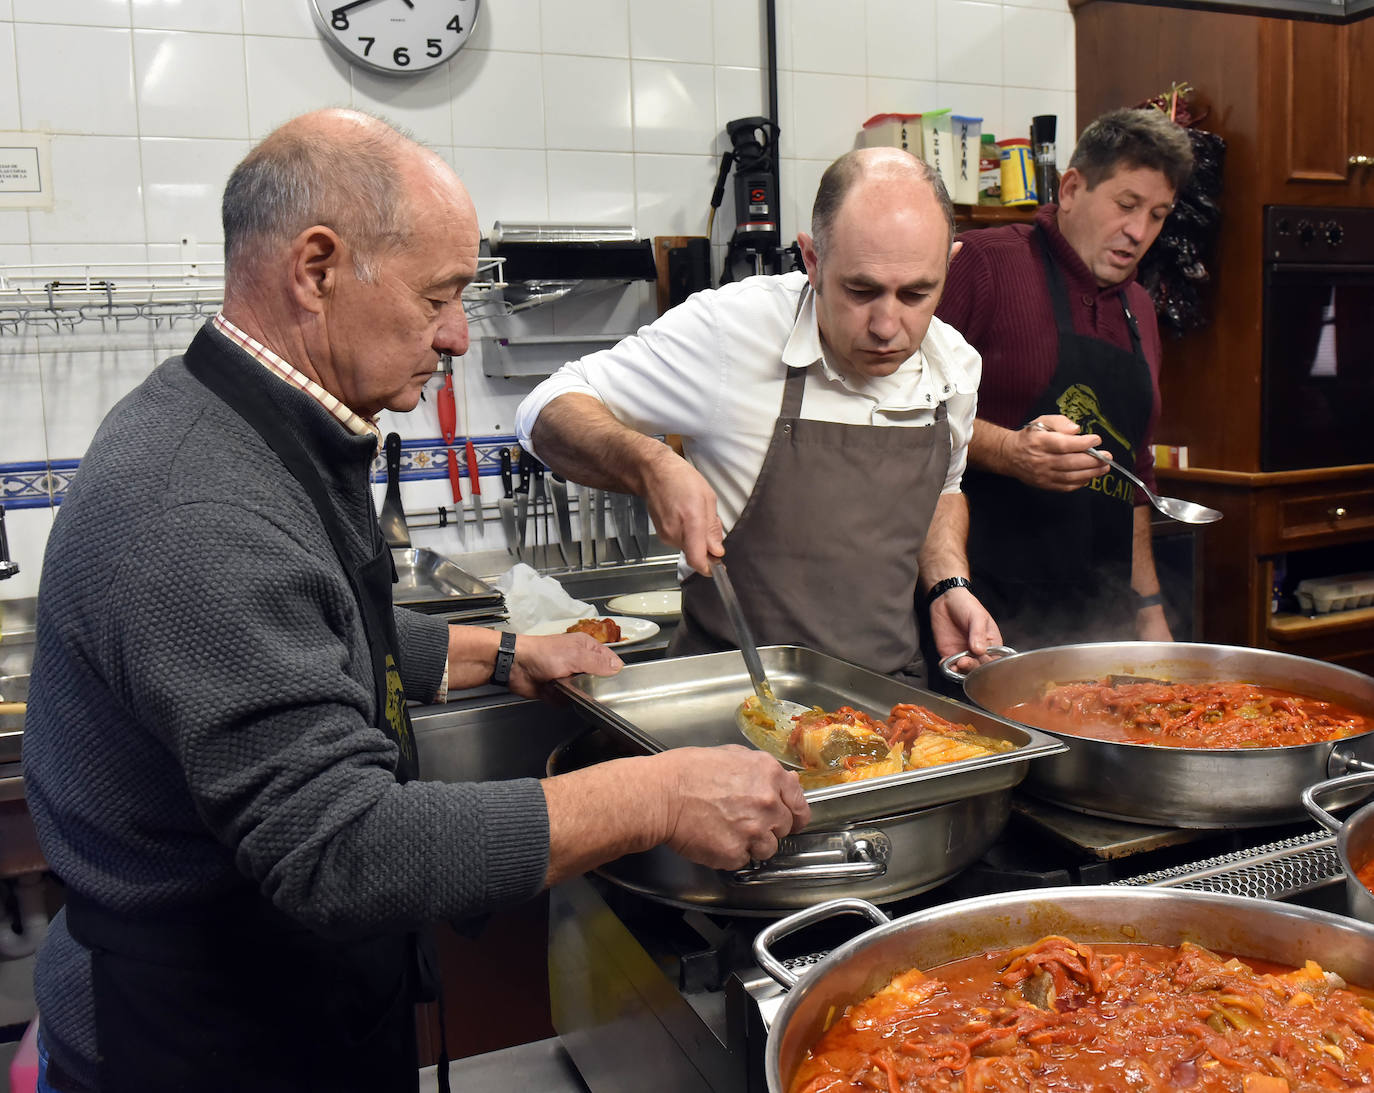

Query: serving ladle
<box><xmin>709</xmin><ymin>557</ymin><xmax>807</xmax><ymax>768</ymax></box>
<box><xmin>1085</xmin><ymin>448</ymin><xmax>1222</xmax><ymax>525</ymax></box>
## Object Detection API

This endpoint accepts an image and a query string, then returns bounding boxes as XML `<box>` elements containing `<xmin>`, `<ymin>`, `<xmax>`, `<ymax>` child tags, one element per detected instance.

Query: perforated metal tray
<box><xmin>560</xmin><ymin>645</ymin><xmax>1067</xmax><ymax>828</ymax></box>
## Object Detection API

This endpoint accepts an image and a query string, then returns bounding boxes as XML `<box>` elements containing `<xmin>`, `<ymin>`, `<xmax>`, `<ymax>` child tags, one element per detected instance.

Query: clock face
<box><xmin>310</xmin><ymin>0</ymin><xmax>481</xmax><ymax>77</ymax></box>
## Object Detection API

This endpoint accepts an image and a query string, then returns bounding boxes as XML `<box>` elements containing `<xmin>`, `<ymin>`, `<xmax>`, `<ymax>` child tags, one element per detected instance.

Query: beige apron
<box><xmin>668</xmin><ymin>316</ymin><xmax>951</xmax><ymax>680</ymax></box>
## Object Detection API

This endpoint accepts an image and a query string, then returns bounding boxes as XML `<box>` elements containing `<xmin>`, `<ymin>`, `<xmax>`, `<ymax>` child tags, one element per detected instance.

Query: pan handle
<box><xmin>753</xmin><ymin>897</ymin><xmax>889</xmax><ymax>992</ymax></box>
<box><xmin>938</xmin><ymin>645</ymin><xmax>1018</xmax><ymax>683</ymax></box>
<box><xmin>729</xmin><ymin>830</ymin><xmax>890</xmax><ymax>887</ymax></box>
<box><xmin>1303</xmin><ymin>769</ymin><xmax>1374</xmax><ymax>833</ymax></box>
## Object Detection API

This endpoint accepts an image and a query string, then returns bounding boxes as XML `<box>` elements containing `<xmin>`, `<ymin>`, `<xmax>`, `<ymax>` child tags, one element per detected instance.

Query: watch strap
<box><xmin>925</xmin><ymin>576</ymin><xmax>972</xmax><ymax>606</ymax></box>
<box><xmin>490</xmin><ymin>631</ymin><xmax>517</xmax><ymax>687</ymax></box>
<box><xmin>1134</xmin><ymin>591</ymin><xmax>1164</xmax><ymax>611</ymax></box>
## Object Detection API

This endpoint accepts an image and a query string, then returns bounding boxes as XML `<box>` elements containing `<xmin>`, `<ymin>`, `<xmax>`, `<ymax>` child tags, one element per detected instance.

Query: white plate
<box><xmin>522</xmin><ymin>616</ymin><xmax>660</xmax><ymax>647</ymax></box>
<box><xmin>605</xmin><ymin>589</ymin><xmax>682</xmax><ymax>622</ymax></box>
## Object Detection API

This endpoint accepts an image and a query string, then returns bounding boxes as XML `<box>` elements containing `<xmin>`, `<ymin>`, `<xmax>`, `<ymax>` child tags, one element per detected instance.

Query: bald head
<box><xmin>222</xmin><ymin>108</ymin><xmax>455</xmax><ymax>286</ymax></box>
<box><xmin>810</xmin><ymin>147</ymin><xmax>955</xmax><ymax>264</ymax></box>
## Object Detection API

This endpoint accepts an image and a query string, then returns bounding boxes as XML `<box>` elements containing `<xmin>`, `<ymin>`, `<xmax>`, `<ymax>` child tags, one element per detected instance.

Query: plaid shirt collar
<box><xmin>211</xmin><ymin>313</ymin><xmax>380</xmax><ymax>444</ymax></box>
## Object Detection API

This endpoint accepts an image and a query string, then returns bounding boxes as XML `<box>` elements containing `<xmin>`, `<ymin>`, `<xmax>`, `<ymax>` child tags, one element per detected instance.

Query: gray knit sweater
<box><xmin>24</xmin><ymin>326</ymin><xmax>550</xmax><ymax>1085</ymax></box>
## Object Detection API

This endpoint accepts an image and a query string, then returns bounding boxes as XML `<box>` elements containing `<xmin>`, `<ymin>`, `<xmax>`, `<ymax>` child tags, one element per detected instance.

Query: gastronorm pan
<box><xmin>557</xmin><ymin>644</ymin><xmax>1066</xmax><ymax>829</ymax></box>
<box><xmin>390</xmin><ymin>547</ymin><xmax>503</xmax><ymax>613</ymax></box>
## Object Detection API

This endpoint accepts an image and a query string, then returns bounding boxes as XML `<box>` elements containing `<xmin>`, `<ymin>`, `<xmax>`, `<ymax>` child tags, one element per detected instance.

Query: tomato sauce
<box><xmin>1357</xmin><ymin>855</ymin><xmax>1374</xmax><ymax>897</ymax></box>
<box><xmin>1003</xmin><ymin>678</ymin><xmax>1374</xmax><ymax>749</ymax></box>
<box><xmin>790</xmin><ymin>937</ymin><xmax>1374</xmax><ymax>1093</ymax></box>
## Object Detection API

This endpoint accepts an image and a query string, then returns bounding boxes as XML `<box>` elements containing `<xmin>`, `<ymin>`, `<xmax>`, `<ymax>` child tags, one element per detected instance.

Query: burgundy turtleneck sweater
<box><xmin>936</xmin><ymin>203</ymin><xmax>1162</xmax><ymax>491</ymax></box>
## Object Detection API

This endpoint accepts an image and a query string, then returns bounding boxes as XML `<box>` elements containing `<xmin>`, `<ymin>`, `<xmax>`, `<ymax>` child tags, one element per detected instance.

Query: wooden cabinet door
<box><xmin>1270</xmin><ymin>19</ymin><xmax>1353</xmax><ymax>185</ymax></box>
<box><xmin>1351</xmin><ymin>16</ymin><xmax>1374</xmax><ymax>197</ymax></box>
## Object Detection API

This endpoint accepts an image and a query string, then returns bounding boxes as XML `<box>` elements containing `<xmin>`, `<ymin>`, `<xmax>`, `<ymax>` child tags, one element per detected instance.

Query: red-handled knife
<box><xmin>437</xmin><ymin>358</ymin><xmax>464</xmax><ymax>512</ymax></box>
<box><xmin>464</xmin><ymin>437</ymin><xmax>485</xmax><ymax>531</ymax></box>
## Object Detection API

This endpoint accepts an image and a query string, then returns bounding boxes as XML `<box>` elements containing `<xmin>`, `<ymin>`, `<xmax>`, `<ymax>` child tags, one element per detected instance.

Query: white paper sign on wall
<box><xmin>0</xmin><ymin>132</ymin><xmax>54</xmax><ymax>210</ymax></box>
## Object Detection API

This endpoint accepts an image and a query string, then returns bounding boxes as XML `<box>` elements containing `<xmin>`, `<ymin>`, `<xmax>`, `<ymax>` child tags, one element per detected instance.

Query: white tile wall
<box><xmin>0</xmin><ymin>0</ymin><xmax>1077</xmax><ymax>587</ymax></box>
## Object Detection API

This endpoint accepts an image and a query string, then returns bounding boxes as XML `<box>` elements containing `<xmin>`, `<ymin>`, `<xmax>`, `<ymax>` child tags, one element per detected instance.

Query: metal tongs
<box><xmin>710</xmin><ymin>558</ymin><xmax>807</xmax><ymax>767</ymax></box>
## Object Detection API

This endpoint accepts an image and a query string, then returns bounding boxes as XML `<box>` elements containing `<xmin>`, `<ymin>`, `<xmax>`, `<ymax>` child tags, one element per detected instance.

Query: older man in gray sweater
<box><xmin>23</xmin><ymin>109</ymin><xmax>808</xmax><ymax>1093</ymax></box>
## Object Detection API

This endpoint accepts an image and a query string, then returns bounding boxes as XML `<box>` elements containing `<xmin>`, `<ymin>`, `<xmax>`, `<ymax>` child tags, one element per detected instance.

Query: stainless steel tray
<box><xmin>560</xmin><ymin>645</ymin><xmax>1068</xmax><ymax>828</ymax></box>
<box><xmin>391</xmin><ymin>547</ymin><xmax>503</xmax><ymax>612</ymax></box>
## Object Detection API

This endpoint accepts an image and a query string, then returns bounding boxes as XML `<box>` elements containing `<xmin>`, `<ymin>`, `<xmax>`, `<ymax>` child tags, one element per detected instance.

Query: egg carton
<box><xmin>1295</xmin><ymin>572</ymin><xmax>1374</xmax><ymax>614</ymax></box>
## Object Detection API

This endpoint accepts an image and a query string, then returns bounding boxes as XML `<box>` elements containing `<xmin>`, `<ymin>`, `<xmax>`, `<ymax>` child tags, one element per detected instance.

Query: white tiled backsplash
<box><xmin>0</xmin><ymin>0</ymin><xmax>1075</xmax><ymax>598</ymax></box>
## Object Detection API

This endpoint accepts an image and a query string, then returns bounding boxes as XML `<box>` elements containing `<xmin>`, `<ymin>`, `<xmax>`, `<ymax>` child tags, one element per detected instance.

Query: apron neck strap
<box><xmin>1034</xmin><ymin>223</ymin><xmax>1145</xmax><ymax>360</ymax></box>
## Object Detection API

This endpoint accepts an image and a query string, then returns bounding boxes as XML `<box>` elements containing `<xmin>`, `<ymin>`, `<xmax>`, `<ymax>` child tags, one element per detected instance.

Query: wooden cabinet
<box><xmin>1262</xmin><ymin>16</ymin><xmax>1374</xmax><ymax>199</ymax></box>
<box><xmin>1159</xmin><ymin>465</ymin><xmax>1374</xmax><ymax>673</ymax></box>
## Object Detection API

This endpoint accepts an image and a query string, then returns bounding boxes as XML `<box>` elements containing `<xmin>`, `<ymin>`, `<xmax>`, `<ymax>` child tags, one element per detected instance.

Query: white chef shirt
<box><xmin>516</xmin><ymin>270</ymin><xmax>981</xmax><ymax>543</ymax></box>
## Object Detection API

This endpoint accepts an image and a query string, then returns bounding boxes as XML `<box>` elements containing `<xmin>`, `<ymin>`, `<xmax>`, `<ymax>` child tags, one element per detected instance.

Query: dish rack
<box><xmin>0</xmin><ymin>257</ymin><xmax>508</xmax><ymax>335</ymax></box>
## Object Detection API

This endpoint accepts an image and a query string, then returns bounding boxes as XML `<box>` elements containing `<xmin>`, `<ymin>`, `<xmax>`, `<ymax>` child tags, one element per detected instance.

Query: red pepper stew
<box><xmin>790</xmin><ymin>936</ymin><xmax>1374</xmax><ymax>1093</ymax></box>
<box><xmin>1003</xmin><ymin>678</ymin><xmax>1373</xmax><ymax>749</ymax></box>
<box><xmin>1357</xmin><ymin>856</ymin><xmax>1374</xmax><ymax>898</ymax></box>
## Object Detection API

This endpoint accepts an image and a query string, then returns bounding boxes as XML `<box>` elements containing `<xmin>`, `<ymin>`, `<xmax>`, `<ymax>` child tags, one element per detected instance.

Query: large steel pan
<box><xmin>943</xmin><ymin>641</ymin><xmax>1374</xmax><ymax>827</ymax></box>
<box><xmin>1305</xmin><ymin>770</ymin><xmax>1374</xmax><ymax>924</ymax></box>
<box><xmin>756</xmin><ymin>888</ymin><xmax>1374</xmax><ymax>1093</ymax></box>
<box><xmin>548</xmin><ymin>728</ymin><xmax>1012</xmax><ymax>915</ymax></box>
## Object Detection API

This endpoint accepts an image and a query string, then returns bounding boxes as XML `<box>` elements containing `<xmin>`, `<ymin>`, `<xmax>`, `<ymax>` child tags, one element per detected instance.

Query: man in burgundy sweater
<box><xmin>936</xmin><ymin>108</ymin><xmax>1194</xmax><ymax>649</ymax></box>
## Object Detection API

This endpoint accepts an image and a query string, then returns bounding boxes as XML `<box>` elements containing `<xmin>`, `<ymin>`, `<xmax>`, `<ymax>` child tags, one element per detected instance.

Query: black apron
<box><xmin>669</xmin><ymin>293</ymin><xmax>951</xmax><ymax>681</ymax></box>
<box><xmin>962</xmin><ymin>225</ymin><xmax>1153</xmax><ymax>649</ymax></box>
<box><xmin>62</xmin><ymin>328</ymin><xmax>439</xmax><ymax>1093</ymax></box>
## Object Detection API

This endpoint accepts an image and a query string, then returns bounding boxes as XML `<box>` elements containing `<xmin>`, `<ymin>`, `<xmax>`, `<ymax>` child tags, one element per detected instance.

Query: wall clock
<box><xmin>310</xmin><ymin>0</ymin><xmax>481</xmax><ymax>77</ymax></box>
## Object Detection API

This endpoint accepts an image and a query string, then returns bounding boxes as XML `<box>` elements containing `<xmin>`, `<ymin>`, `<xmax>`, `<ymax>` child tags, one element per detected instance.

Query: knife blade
<box><xmin>610</xmin><ymin>492</ymin><xmax>634</xmax><ymax>562</ymax></box>
<box><xmin>591</xmin><ymin>488</ymin><xmax>606</xmax><ymax>566</ymax></box>
<box><xmin>578</xmin><ymin>485</ymin><xmax>594</xmax><ymax>571</ymax></box>
<box><xmin>551</xmin><ymin>474</ymin><xmax>575</xmax><ymax>569</ymax></box>
<box><xmin>532</xmin><ymin>461</ymin><xmax>550</xmax><ymax>560</ymax></box>
<box><xmin>498</xmin><ymin>447</ymin><xmax>518</xmax><ymax>556</ymax></box>
<box><xmin>631</xmin><ymin>495</ymin><xmax>650</xmax><ymax>560</ymax></box>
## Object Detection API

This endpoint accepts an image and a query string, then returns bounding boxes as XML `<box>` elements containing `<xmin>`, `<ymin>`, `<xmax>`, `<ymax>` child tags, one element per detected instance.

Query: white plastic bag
<box><xmin>495</xmin><ymin>563</ymin><xmax>595</xmax><ymax>633</ymax></box>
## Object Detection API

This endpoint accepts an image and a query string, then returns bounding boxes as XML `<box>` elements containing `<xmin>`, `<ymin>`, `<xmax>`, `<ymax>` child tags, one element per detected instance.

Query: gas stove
<box><xmin>548</xmin><ymin>797</ymin><xmax>1346</xmax><ymax>1093</ymax></box>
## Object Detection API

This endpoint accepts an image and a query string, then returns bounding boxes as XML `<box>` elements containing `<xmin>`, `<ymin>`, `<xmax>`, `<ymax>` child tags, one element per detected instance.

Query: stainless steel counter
<box><xmin>420</xmin><ymin>1036</ymin><xmax>589</xmax><ymax>1093</ymax></box>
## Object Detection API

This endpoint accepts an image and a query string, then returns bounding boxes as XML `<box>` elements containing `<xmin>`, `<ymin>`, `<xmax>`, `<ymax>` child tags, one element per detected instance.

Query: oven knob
<box><xmin>1297</xmin><ymin>220</ymin><xmax>1315</xmax><ymax>246</ymax></box>
<box><xmin>1275</xmin><ymin>217</ymin><xmax>1291</xmax><ymax>235</ymax></box>
<box><xmin>1324</xmin><ymin>221</ymin><xmax>1344</xmax><ymax>247</ymax></box>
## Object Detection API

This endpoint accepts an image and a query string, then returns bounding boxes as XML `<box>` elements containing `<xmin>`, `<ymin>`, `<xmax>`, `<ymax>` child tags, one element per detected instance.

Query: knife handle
<box><xmin>465</xmin><ymin>439</ymin><xmax>481</xmax><ymax>495</ymax></box>
<box><xmin>516</xmin><ymin>448</ymin><xmax>532</xmax><ymax>496</ymax></box>
<box><xmin>500</xmin><ymin>447</ymin><xmax>514</xmax><ymax>498</ymax></box>
<box><xmin>437</xmin><ymin>375</ymin><xmax>456</xmax><ymax>445</ymax></box>
<box><xmin>446</xmin><ymin>455</ymin><xmax>463</xmax><ymax>503</ymax></box>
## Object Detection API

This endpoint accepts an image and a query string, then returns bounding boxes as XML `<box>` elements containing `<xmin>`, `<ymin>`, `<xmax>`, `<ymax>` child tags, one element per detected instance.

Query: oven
<box><xmin>1261</xmin><ymin>204</ymin><xmax>1374</xmax><ymax>472</ymax></box>
<box><xmin>548</xmin><ymin>801</ymin><xmax>1350</xmax><ymax>1093</ymax></box>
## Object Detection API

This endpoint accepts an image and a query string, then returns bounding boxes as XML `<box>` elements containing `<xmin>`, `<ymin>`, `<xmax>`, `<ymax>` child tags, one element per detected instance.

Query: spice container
<box><xmin>997</xmin><ymin>137</ymin><xmax>1037</xmax><ymax>207</ymax></box>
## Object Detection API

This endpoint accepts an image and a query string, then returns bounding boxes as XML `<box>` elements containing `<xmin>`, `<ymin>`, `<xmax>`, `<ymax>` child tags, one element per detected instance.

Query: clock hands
<box><xmin>332</xmin><ymin>0</ymin><xmax>413</xmax><ymax>14</ymax></box>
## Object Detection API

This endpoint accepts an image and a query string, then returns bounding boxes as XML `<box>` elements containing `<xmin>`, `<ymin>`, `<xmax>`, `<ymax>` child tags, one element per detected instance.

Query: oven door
<box><xmin>1262</xmin><ymin>264</ymin><xmax>1374</xmax><ymax>471</ymax></box>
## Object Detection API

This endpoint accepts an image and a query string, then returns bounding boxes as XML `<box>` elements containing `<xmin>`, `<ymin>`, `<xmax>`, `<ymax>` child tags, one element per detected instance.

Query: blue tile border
<box><xmin>0</xmin><ymin>439</ymin><xmax>519</xmax><ymax>508</ymax></box>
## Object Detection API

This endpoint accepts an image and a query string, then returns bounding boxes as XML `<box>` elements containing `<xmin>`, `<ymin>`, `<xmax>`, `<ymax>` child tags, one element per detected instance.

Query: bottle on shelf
<box><xmin>977</xmin><ymin>133</ymin><xmax>1002</xmax><ymax>206</ymax></box>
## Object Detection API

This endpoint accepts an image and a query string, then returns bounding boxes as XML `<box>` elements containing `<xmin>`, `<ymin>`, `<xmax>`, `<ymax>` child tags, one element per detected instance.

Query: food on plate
<box><xmin>790</xmin><ymin>935</ymin><xmax>1374</xmax><ymax>1093</ymax></box>
<box><xmin>564</xmin><ymin>617</ymin><xmax>622</xmax><ymax>644</ymax></box>
<box><xmin>1005</xmin><ymin>677</ymin><xmax>1374</xmax><ymax>749</ymax></box>
<box><xmin>738</xmin><ymin>697</ymin><xmax>1014</xmax><ymax>787</ymax></box>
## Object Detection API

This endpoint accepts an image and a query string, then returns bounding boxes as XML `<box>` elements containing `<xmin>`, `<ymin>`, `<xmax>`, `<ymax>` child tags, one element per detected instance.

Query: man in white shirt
<box><xmin>516</xmin><ymin>147</ymin><xmax>999</xmax><ymax>680</ymax></box>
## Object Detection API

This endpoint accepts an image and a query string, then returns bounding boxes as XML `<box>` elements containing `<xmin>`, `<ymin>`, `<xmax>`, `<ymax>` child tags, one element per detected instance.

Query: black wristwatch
<box><xmin>490</xmin><ymin>631</ymin><xmax>517</xmax><ymax>687</ymax></box>
<box><xmin>1134</xmin><ymin>591</ymin><xmax>1164</xmax><ymax>611</ymax></box>
<box><xmin>925</xmin><ymin>576</ymin><xmax>972</xmax><ymax>606</ymax></box>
